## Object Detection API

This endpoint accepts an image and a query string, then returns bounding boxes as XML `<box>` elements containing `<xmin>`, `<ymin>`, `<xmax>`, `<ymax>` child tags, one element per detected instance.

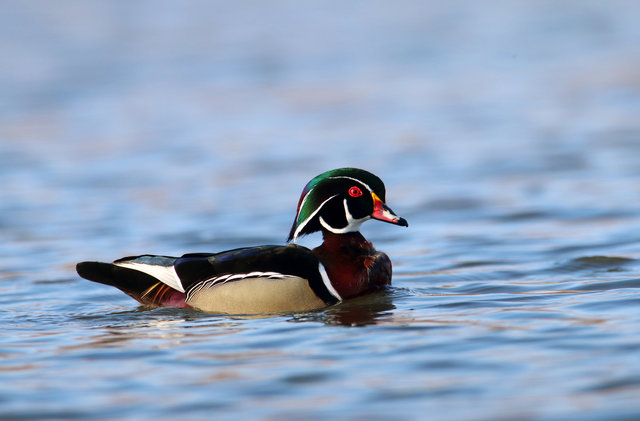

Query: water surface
<box><xmin>1</xmin><ymin>1</ymin><xmax>640</xmax><ymax>420</ymax></box>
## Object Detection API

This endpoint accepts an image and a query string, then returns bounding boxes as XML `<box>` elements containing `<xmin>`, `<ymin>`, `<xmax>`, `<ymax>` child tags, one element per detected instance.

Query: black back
<box><xmin>176</xmin><ymin>244</ymin><xmax>339</xmax><ymax>305</ymax></box>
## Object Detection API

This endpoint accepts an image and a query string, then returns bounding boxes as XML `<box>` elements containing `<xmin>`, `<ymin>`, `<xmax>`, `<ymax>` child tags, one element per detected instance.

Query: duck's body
<box><xmin>77</xmin><ymin>168</ymin><xmax>407</xmax><ymax>314</ymax></box>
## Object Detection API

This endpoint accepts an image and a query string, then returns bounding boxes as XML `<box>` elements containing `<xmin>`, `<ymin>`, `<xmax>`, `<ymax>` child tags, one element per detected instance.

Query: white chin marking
<box><xmin>318</xmin><ymin>198</ymin><xmax>369</xmax><ymax>234</ymax></box>
<box><xmin>319</xmin><ymin>216</ymin><xmax>367</xmax><ymax>234</ymax></box>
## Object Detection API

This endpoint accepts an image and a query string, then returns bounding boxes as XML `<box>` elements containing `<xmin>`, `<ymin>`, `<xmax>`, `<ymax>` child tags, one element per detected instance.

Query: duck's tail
<box><xmin>76</xmin><ymin>260</ymin><xmax>189</xmax><ymax>308</ymax></box>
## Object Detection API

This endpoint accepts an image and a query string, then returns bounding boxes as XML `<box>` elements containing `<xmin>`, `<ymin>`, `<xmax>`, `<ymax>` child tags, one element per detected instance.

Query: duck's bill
<box><xmin>371</xmin><ymin>193</ymin><xmax>408</xmax><ymax>227</ymax></box>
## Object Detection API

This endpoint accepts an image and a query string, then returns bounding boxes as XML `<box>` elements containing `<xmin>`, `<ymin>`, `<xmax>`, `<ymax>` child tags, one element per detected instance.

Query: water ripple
<box><xmin>2</xmin><ymin>1</ymin><xmax>640</xmax><ymax>420</ymax></box>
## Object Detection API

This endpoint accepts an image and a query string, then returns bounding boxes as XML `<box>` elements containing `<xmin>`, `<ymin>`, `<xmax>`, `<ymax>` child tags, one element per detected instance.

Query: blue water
<box><xmin>2</xmin><ymin>1</ymin><xmax>640</xmax><ymax>419</ymax></box>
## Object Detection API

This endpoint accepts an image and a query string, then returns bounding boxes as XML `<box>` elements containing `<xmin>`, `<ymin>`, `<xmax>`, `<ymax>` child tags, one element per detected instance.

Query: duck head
<box><xmin>287</xmin><ymin>168</ymin><xmax>408</xmax><ymax>242</ymax></box>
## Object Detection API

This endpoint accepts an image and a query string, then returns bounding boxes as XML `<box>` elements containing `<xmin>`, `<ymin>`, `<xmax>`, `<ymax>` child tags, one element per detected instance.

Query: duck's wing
<box><xmin>178</xmin><ymin>244</ymin><xmax>341</xmax><ymax>313</ymax></box>
<box><xmin>76</xmin><ymin>244</ymin><xmax>341</xmax><ymax>312</ymax></box>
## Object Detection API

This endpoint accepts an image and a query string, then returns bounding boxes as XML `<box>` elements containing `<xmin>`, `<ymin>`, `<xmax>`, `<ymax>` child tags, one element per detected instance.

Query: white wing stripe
<box><xmin>114</xmin><ymin>262</ymin><xmax>185</xmax><ymax>292</ymax></box>
<box><xmin>185</xmin><ymin>271</ymin><xmax>291</xmax><ymax>301</ymax></box>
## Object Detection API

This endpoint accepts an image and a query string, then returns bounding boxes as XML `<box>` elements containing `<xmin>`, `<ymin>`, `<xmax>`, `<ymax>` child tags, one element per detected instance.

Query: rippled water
<box><xmin>2</xmin><ymin>1</ymin><xmax>640</xmax><ymax>419</ymax></box>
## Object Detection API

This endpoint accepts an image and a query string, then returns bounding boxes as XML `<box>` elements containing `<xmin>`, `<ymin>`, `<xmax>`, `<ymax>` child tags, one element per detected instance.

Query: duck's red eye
<box><xmin>348</xmin><ymin>186</ymin><xmax>363</xmax><ymax>197</ymax></box>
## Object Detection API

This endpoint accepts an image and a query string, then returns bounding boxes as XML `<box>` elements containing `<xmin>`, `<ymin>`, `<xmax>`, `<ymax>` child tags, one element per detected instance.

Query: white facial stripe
<box><xmin>343</xmin><ymin>198</ymin><xmax>356</xmax><ymax>224</ymax></box>
<box><xmin>319</xmin><ymin>216</ymin><xmax>338</xmax><ymax>233</ymax></box>
<box><xmin>318</xmin><ymin>262</ymin><xmax>342</xmax><ymax>301</ymax></box>
<box><xmin>344</xmin><ymin>198</ymin><xmax>371</xmax><ymax>229</ymax></box>
<box><xmin>293</xmin><ymin>194</ymin><xmax>339</xmax><ymax>241</ymax></box>
<box><xmin>296</xmin><ymin>187</ymin><xmax>315</xmax><ymax>220</ymax></box>
<box><xmin>327</xmin><ymin>176</ymin><xmax>373</xmax><ymax>193</ymax></box>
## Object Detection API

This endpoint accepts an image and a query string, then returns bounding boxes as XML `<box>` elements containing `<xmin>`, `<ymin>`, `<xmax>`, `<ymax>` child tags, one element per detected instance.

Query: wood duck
<box><xmin>76</xmin><ymin>168</ymin><xmax>408</xmax><ymax>314</ymax></box>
